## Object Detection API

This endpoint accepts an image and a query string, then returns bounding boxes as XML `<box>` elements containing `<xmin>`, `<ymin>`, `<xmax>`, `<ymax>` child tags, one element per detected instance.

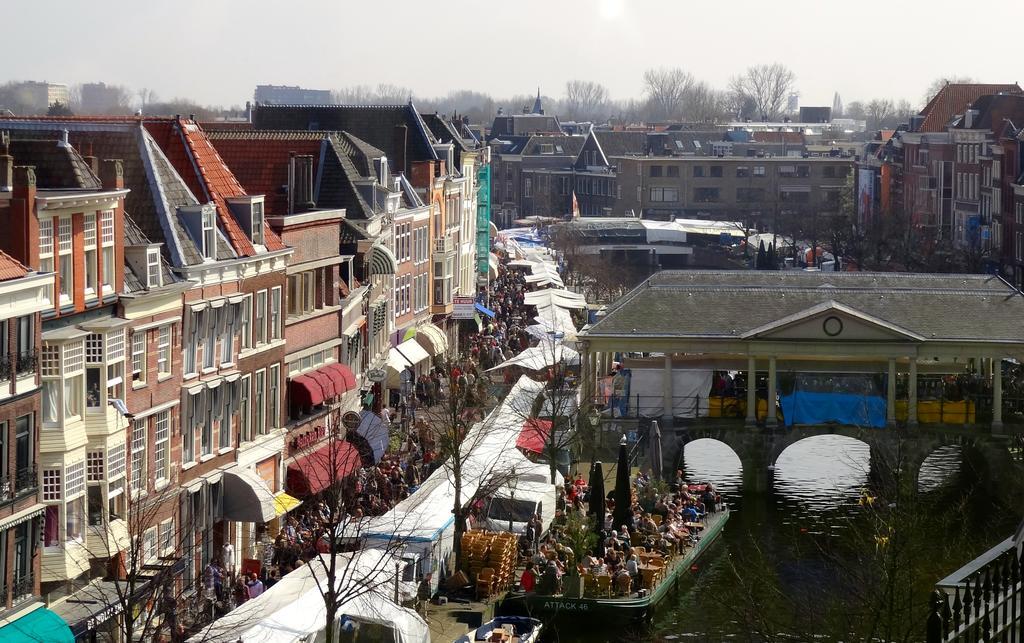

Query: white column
<box><xmin>663</xmin><ymin>354</ymin><xmax>673</xmax><ymax>420</ymax></box>
<box><xmin>766</xmin><ymin>357</ymin><xmax>777</xmax><ymax>427</ymax></box>
<box><xmin>993</xmin><ymin>357</ymin><xmax>1003</xmax><ymax>431</ymax></box>
<box><xmin>908</xmin><ymin>358</ymin><xmax>918</xmax><ymax>427</ymax></box>
<box><xmin>886</xmin><ymin>358</ymin><xmax>897</xmax><ymax>426</ymax></box>
<box><xmin>746</xmin><ymin>357</ymin><xmax>757</xmax><ymax>427</ymax></box>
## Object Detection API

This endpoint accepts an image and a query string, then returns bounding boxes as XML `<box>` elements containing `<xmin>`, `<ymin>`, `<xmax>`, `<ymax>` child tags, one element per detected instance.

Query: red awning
<box><xmin>516</xmin><ymin>419</ymin><xmax>553</xmax><ymax>454</ymax></box>
<box><xmin>306</xmin><ymin>369</ymin><xmax>337</xmax><ymax>400</ymax></box>
<box><xmin>322</xmin><ymin>363</ymin><xmax>357</xmax><ymax>393</ymax></box>
<box><xmin>286</xmin><ymin>441</ymin><xmax>361</xmax><ymax>497</ymax></box>
<box><xmin>290</xmin><ymin>375</ymin><xmax>324</xmax><ymax>408</ymax></box>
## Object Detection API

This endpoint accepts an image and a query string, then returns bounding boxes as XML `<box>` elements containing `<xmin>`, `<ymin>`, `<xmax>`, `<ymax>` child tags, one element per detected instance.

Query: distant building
<box><xmin>254</xmin><ymin>85</ymin><xmax>333</xmax><ymax>105</ymax></box>
<box><xmin>0</xmin><ymin>81</ymin><xmax>69</xmax><ymax>113</ymax></box>
<box><xmin>799</xmin><ymin>106</ymin><xmax>831</xmax><ymax>123</ymax></box>
<box><xmin>78</xmin><ymin>82</ymin><xmax>125</xmax><ymax>113</ymax></box>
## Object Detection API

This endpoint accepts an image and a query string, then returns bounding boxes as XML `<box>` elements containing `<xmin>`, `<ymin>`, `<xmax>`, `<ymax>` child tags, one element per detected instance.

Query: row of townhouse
<box><xmin>859</xmin><ymin>83</ymin><xmax>1024</xmax><ymax>283</ymax></box>
<box><xmin>0</xmin><ymin>104</ymin><xmax>486</xmax><ymax>640</ymax></box>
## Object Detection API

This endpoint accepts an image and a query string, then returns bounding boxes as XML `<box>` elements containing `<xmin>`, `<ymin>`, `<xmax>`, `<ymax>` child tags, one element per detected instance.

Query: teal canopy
<box><xmin>0</xmin><ymin>606</ymin><xmax>74</xmax><ymax>642</ymax></box>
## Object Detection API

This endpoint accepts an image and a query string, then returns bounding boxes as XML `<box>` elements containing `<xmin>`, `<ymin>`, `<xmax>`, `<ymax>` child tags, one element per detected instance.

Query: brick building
<box><xmin>0</xmin><ymin>235</ymin><xmax>59</xmax><ymax>636</ymax></box>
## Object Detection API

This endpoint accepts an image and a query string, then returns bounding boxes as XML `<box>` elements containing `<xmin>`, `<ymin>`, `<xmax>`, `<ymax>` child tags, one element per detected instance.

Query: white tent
<box><xmin>351</xmin><ymin>377</ymin><xmax>545</xmax><ymax>543</ymax></box>
<box><xmin>486</xmin><ymin>344</ymin><xmax>580</xmax><ymax>372</ymax></box>
<box><xmin>627</xmin><ymin>368</ymin><xmax>714</xmax><ymax>418</ymax></box>
<box><xmin>190</xmin><ymin>550</ymin><xmax>429</xmax><ymax>643</ymax></box>
<box><xmin>524</xmin><ymin>289</ymin><xmax>587</xmax><ymax>310</ymax></box>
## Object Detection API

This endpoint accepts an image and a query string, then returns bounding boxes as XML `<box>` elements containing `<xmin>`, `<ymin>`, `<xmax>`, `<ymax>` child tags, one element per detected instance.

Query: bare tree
<box><xmin>420</xmin><ymin>373</ymin><xmax>528</xmax><ymax>574</ymax></box>
<box><xmin>922</xmin><ymin>76</ymin><xmax>978</xmax><ymax>107</ymax></box>
<box><xmin>642</xmin><ymin>67</ymin><xmax>694</xmax><ymax>120</ymax></box>
<box><xmin>682</xmin><ymin>81</ymin><xmax>730</xmax><ymax>123</ymax></box>
<box><xmin>138</xmin><ymin>87</ymin><xmax>158</xmax><ymax>113</ymax></box>
<box><xmin>733</xmin><ymin>63</ymin><xmax>797</xmax><ymax>121</ymax></box>
<box><xmin>865</xmin><ymin>99</ymin><xmax>895</xmax><ymax>132</ymax></box>
<box><xmin>375</xmin><ymin>83</ymin><xmax>414</xmax><ymax>104</ymax></box>
<box><xmin>62</xmin><ymin>474</ymin><xmax>196</xmax><ymax>643</ymax></box>
<box><xmin>563</xmin><ymin>80</ymin><xmax>610</xmax><ymax>122</ymax></box>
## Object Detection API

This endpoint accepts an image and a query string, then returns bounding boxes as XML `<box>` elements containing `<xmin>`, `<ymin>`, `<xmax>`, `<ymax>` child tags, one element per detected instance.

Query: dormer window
<box><xmin>379</xmin><ymin>157</ymin><xmax>389</xmax><ymax>188</ymax></box>
<box><xmin>226</xmin><ymin>196</ymin><xmax>266</xmax><ymax>247</ymax></box>
<box><xmin>202</xmin><ymin>208</ymin><xmax>217</xmax><ymax>259</ymax></box>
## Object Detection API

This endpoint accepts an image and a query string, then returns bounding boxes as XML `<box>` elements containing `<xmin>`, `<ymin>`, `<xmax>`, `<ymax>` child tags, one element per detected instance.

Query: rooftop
<box><xmin>586</xmin><ymin>270</ymin><xmax>1024</xmax><ymax>343</ymax></box>
<box><xmin>917</xmin><ymin>83</ymin><xmax>1022</xmax><ymax>133</ymax></box>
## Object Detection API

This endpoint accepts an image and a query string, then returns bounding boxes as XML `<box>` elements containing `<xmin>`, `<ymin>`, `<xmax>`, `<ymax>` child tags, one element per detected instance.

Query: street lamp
<box><xmin>508</xmin><ymin>467</ymin><xmax>518</xmax><ymax>533</ymax></box>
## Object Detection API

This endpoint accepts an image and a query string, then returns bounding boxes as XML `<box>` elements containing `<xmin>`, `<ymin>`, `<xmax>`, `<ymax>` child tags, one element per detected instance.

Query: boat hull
<box><xmin>495</xmin><ymin>507</ymin><xmax>729</xmax><ymax>622</ymax></box>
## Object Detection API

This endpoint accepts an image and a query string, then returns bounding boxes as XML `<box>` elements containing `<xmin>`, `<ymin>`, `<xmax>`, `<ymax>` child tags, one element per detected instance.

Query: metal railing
<box><xmin>0</xmin><ymin>466</ymin><xmax>38</xmax><ymax>505</ymax></box>
<box><xmin>927</xmin><ymin>539</ymin><xmax>1023</xmax><ymax>642</ymax></box>
<box><xmin>0</xmin><ymin>574</ymin><xmax>35</xmax><ymax>608</ymax></box>
<box><xmin>14</xmin><ymin>349</ymin><xmax>37</xmax><ymax>377</ymax></box>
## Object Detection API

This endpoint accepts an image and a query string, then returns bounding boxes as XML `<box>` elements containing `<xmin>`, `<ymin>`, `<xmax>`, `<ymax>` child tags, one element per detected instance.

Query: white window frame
<box><xmin>270</xmin><ymin>287</ymin><xmax>282</xmax><ymax>341</ymax></box>
<box><xmin>57</xmin><ymin>215</ymin><xmax>73</xmax><ymax>305</ymax></box>
<box><xmin>157</xmin><ymin>325</ymin><xmax>172</xmax><ymax>377</ymax></box>
<box><xmin>154</xmin><ymin>411</ymin><xmax>169</xmax><ymax>484</ymax></box>
<box><xmin>251</xmin><ymin>200</ymin><xmax>264</xmax><ymax>246</ymax></box>
<box><xmin>146</xmin><ymin>248</ymin><xmax>161</xmax><ymax>288</ymax></box>
<box><xmin>254</xmin><ymin>290</ymin><xmax>267</xmax><ymax>345</ymax></box>
<box><xmin>131</xmin><ymin>331</ymin><xmax>147</xmax><ymax>386</ymax></box>
<box><xmin>202</xmin><ymin>208</ymin><xmax>216</xmax><ymax>260</ymax></box>
<box><xmin>238</xmin><ymin>375</ymin><xmax>251</xmax><ymax>443</ymax></box>
<box><xmin>131</xmin><ymin>418</ymin><xmax>146</xmax><ymax>496</ymax></box>
<box><xmin>267</xmin><ymin>364</ymin><xmax>279</xmax><ymax>432</ymax></box>
<box><xmin>253</xmin><ymin>370</ymin><xmax>266</xmax><ymax>437</ymax></box>
<box><xmin>100</xmin><ymin>210</ymin><xmax>115</xmax><ymax>295</ymax></box>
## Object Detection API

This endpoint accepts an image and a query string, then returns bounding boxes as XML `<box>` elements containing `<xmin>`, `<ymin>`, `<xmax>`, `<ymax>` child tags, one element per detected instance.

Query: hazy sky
<box><xmin>4</xmin><ymin>0</ymin><xmax>1019</xmax><ymax>110</ymax></box>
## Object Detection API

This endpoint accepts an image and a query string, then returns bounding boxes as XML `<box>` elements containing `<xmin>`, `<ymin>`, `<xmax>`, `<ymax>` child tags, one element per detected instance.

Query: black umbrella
<box><xmin>612</xmin><ymin>435</ymin><xmax>634</xmax><ymax>530</ymax></box>
<box><xmin>587</xmin><ymin>461</ymin><xmax>606</xmax><ymax>547</ymax></box>
<box><xmin>651</xmin><ymin>420</ymin><xmax>664</xmax><ymax>482</ymax></box>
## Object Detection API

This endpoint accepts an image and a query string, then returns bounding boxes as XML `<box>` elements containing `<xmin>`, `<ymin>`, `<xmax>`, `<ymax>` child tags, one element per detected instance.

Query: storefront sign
<box><xmin>367</xmin><ymin>368</ymin><xmax>387</xmax><ymax>382</ymax></box>
<box><xmin>290</xmin><ymin>425</ymin><xmax>326</xmax><ymax>451</ymax></box>
<box><xmin>453</xmin><ymin>296</ymin><xmax>476</xmax><ymax>319</ymax></box>
<box><xmin>476</xmin><ymin>164</ymin><xmax>491</xmax><ymax>276</ymax></box>
<box><xmin>342</xmin><ymin>411</ymin><xmax>362</xmax><ymax>429</ymax></box>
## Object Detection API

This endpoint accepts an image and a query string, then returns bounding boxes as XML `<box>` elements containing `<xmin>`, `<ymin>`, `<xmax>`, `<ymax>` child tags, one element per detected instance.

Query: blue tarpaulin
<box><xmin>475</xmin><ymin>302</ymin><xmax>496</xmax><ymax>318</ymax></box>
<box><xmin>779</xmin><ymin>390</ymin><xmax>887</xmax><ymax>428</ymax></box>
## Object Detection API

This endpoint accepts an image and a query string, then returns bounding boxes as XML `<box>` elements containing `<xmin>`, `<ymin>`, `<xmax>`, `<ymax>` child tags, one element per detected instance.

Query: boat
<box><xmin>495</xmin><ymin>506</ymin><xmax>729</xmax><ymax>622</ymax></box>
<box><xmin>454</xmin><ymin>615</ymin><xmax>543</xmax><ymax>643</ymax></box>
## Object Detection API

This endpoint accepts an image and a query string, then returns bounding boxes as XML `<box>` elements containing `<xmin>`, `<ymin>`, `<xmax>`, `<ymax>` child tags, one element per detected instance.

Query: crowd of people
<box><xmin>520</xmin><ymin>469</ymin><xmax>723</xmax><ymax>597</ymax></box>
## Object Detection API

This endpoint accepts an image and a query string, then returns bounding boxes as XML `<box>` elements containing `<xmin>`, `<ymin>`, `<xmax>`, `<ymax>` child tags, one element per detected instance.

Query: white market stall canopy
<box><xmin>487</xmin><ymin>344</ymin><xmax>580</xmax><ymax>372</ymax></box>
<box><xmin>350</xmin><ymin>377</ymin><xmax>544</xmax><ymax>543</ymax></box>
<box><xmin>190</xmin><ymin>550</ymin><xmax>429</xmax><ymax>643</ymax></box>
<box><xmin>524</xmin><ymin>289</ymin><xmax>587</xmax><ymax>310</ymax></box>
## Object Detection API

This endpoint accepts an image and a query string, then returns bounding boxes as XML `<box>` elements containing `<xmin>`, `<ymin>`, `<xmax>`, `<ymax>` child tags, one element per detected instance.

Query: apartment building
<box><xmin>0</xmin><ymin>227</ymin><xmax>61</xmax><ymax>636</ymax></box>
<box><xmin>612</xmin><ymin>155</ymin><xmax>853</xmax><ymax>226</ymax></box>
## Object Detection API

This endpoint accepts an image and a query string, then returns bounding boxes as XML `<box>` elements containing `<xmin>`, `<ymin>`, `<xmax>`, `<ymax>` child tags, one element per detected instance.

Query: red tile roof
<box><xmin>0</xmin><ymin>249</ymin><xmax>29</xmax><ymax>282</ymax></box>
<box><xmin>918</xmin><ymin>83</ymin><xmax>1023</xmax><ymax>132</ymax></box>
<box><xmin>205</xmin><ymin>130</ymin><xmax>325</xmax><ymax>216</ymax></box>
<box><xmin>146</xmin><ymin>119</ymin><xmax>286</xmax><ymax>255</ymax></box>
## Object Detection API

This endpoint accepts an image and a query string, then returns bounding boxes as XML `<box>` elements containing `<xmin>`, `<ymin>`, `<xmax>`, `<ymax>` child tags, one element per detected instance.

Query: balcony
<box><xmin>433</xmin><ymin>236</ymin><xmax>454</xmax><ymax>256</ymax></box>
<box><xmin>0</xmin><ymin>466</ymin><xmax>38</xmax><ymax>506</ymax></box>
<box><xmin>15</xmin><ymin>349</ymin><xmax>37</xmax><ymax>377</ymax></box>
<box><xmin>0</xmin><ymin>573</ymin><xmax>35</xmax><ymax>607</ymax></box>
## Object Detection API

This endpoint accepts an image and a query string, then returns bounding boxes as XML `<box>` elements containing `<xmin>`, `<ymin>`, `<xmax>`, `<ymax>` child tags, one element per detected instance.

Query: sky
<box><xmin>3</xmin><ymin>0</ymin><xmax>1019</xmax><ymax>111</ymax></box>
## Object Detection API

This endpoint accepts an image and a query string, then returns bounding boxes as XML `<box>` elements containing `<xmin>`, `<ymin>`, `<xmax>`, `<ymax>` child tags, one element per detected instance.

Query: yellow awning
<box><xmin>273</xmin><ymin>491</ymin><xmax>302</xmax><ymax>516</ymax></box>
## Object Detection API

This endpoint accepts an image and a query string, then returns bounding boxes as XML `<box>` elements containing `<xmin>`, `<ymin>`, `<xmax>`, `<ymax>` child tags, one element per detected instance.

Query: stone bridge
<box><xmin>661</xmin><ymin>421</ymin><xmax>1024</xmax><ymax>496</ymax></box>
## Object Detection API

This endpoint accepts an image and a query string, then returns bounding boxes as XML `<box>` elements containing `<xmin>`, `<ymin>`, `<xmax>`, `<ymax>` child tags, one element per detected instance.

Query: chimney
<box><xmin>83</xmin><ymin>152</ymin><xmax>99</xmax><ymax>178</ymax></box>
<box><xmin>287</xmin><ymin>152</ymin><xmax>296</xmax><ymax>215</ymax></box>
<box><xmin>9</xmin><ymin>166</ymin><xmax>37</xmax><ymax>266</ymax></box>
<box><xmin>0</xmin><ymin>136</ymin><xmax>12</xmax><ymax>191</ymax></box>
<box><xmin>300</xmin><ymin>155</ymin><xmax>315</xmax><ymax>211</ymax></box>
<box><xmin>392</xmin><ymin>124</ymin><xmax>408</xmax><ymax>175</ymax></box>
<box><xmin>100</xmin><ymin>159</ymin><xmax>124</xmax><ymax>190</ymax></box>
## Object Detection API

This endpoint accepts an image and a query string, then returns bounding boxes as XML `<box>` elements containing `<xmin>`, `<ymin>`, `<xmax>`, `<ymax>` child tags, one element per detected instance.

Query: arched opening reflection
<box><xmin>774</xmin><ymin>434</ymin><xmax>870</xmax><ymax>512</ymax></box>
<box><xmin>682</xmin><ymin>438</ymin><xmax>742</xmax><ymax>495</ymax></box>
<box><xmin>918</xmin><ymin>445</ymin><xmax>962</xmax><ymax>493</ymax></box>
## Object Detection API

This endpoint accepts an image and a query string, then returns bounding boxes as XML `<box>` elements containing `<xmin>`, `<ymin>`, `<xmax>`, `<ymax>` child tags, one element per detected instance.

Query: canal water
<box><xmin>549</xmin><ymin>435</ymin><xmax>1021</xmax><ymax>643</ymax></box>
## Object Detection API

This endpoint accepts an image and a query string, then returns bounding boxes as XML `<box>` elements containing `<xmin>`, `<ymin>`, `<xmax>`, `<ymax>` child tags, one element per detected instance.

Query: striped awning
<box><xmin>0</xmin><ymin>503</ymin><xmax>44</xmax><ymax>531</ymax></box>
<box><xmin>369</xmin><ymin>243</ymin><xmax>398</xmax><ymax>275</ymax></box>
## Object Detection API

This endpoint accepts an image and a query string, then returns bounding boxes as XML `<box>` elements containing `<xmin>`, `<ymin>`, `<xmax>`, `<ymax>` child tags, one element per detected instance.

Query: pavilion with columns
<box><xmin>578</xmin><ymin>270</ymin><xmax>1024</xmax><ymax>430</ymax></box>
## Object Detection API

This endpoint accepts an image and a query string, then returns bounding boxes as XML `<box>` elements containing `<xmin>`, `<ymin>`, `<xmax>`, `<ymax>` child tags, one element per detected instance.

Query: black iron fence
<box><xmin>0</xmin><ymin>349</ymin><xmax>38</xmax><ymax>382</ymax></box>
<box><xmin>927</xmin><ymin>540</ymin><xmax>1023</xmax><ymax>642</ymax></box>
<box><xmin>0</xmin><ymin>466</ymin><xmax>38</xmax><ymax>505</ymax></box>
